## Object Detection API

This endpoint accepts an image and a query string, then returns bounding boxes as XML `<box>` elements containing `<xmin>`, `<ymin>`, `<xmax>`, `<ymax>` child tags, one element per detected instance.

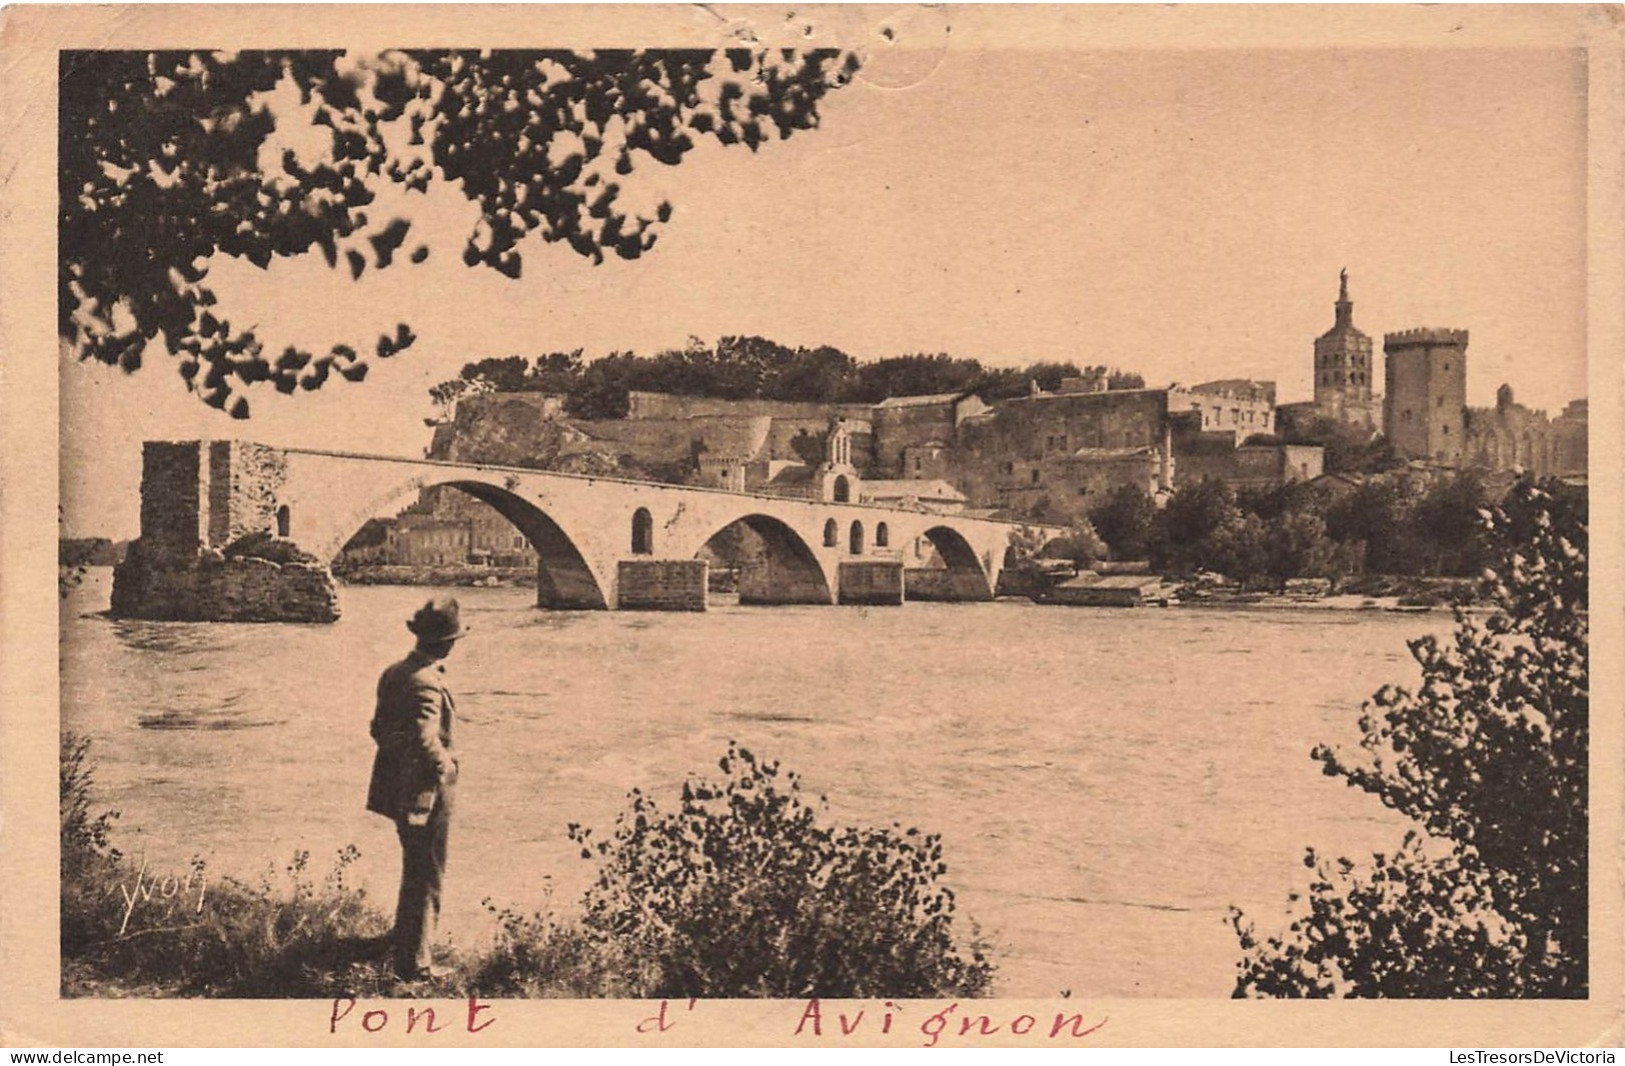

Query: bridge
<box><xmin>111</xmin><ymin>440</ymin><xmax>1058</xmax><ymax>620</ymax></box>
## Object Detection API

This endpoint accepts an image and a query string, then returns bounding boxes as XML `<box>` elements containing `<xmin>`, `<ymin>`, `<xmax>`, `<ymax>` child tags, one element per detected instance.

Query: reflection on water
<box><xmin>60</xmin><ymin>569</ymin><xmax>1437</xmax><ymax>997</ymax></box>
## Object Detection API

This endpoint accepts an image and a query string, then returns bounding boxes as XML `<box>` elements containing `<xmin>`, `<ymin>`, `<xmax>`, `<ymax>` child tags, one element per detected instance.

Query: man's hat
<box><xmin>407</xmin><ymin>597</ymin><xmax>469</xmax><ymax>642</ymax></box>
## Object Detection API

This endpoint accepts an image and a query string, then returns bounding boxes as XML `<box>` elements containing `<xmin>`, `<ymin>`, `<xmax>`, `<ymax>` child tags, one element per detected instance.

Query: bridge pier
<box><xmin>737</xmin><ymin>553</ymin><xmax>834</xmax><ymax>605</ymax></box>
<box><xmin>904</xmin><ymin>566</ymin><xmax>996</xmax><ymax>602</ymax></box>
<box><xmin>837</xmin><ymin>560</ymin><xmax>905</xmax><ymax>606</ymax></box>
<box><xmin>616</xmin><ymin>559</ymin><xmax>708</xmax><ymax>611</ymax></box>
<box><xmin>112</xmin><ymin>441</ymin><xmax>339</xmax><ymax>622</ymax></box>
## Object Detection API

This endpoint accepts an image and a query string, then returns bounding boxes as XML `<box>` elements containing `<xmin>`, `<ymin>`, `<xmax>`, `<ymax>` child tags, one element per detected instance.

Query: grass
<box><xmin>62</xmin><ymin>733</ymin><xmax>995</xmax><ymax>999</ymax></box>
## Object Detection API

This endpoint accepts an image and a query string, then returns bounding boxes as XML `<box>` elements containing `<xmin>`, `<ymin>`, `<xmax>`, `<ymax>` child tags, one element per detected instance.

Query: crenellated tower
<box><xmin>1383</xmin><ymin>328</ymin><xmax>1469</xmax><ymax>464</ymax></box>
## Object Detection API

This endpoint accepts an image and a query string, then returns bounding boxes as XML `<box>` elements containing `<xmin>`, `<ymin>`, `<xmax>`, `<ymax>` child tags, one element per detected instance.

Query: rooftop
<box><xmin>1069</xmin><ymin>446</ymin><xmax>1157</xmax><ymax>460</ymax></box>
<box><xmin>859</xmin><ymin>479</ymin><xmax>968</xmax><ymax>502</ymax></box>
<box><xmin>874</xmin><ymin>391</ymin><xmax>975</xmax><ymax>409</ymax></box>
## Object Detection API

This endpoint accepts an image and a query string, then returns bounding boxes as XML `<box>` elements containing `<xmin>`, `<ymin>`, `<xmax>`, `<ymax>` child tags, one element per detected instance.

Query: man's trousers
<box><xmin>392</xmin><ymin>785</ymin><xmax>452</xmax><ymax>976</ymax></box>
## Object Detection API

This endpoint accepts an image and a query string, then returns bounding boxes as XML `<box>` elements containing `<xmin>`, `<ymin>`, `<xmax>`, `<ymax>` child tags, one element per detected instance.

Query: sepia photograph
<box><xmin>4</xmin><ymin>2</ymin><xmax>1622</xmax><ymax>1049</ymax></box>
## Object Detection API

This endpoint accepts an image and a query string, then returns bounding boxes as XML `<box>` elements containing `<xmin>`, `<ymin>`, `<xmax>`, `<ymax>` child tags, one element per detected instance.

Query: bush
<box><xmin>61</xmin><ymin>733</ymin><xmax>118</xmax><ymax>870</ymax></box>
<box><xmin>1231</xmin><ymin>479</ymin><xmax>1588</xmax><ymax>997</ymax></box>
<box><xmin>64</xmin><ymin>841</ymin><xmax>399</xmax><ymax>998</ymax></box>
<box><xmin>1038</xmin><ymin>523</ymin><xmax>1108</xmax><ymax>569</ymax></box>
<box><xmin>62</xmin><ymin>737</ymin><xmax>995</xmax><ymax>999</ymax></box>
<box><xmin>466</xmin><ymin>896</ymin><xmax>625</xmax><ymax>998</ymax></box>
<box><xmin>223</xmin><ymin>531</ymin><xmax>320</xmax><ymax>566</ymax></box>
<box><xmin>567</xmin><ymin>742</ymin><xmax>995</xmax><ymax>998</ymax></box>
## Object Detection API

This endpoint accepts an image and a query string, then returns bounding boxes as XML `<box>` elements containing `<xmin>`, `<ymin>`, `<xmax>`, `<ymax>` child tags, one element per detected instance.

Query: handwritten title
<box><xmin>325</xmin><ymin>996</ymin><xmax>1108</xmax><ymax>1046</ymax></box>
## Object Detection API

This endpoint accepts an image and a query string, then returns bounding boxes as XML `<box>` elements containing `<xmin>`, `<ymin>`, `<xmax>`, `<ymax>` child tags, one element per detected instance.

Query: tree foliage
<box><xmin>426</xmin><ymin>336</ymin><xmax>1154</xmax><ymax>420</ymax></box>
<box><xmin>1087</xmin><ymin>484</ymin><xmax>1158</xmax><ymax>562</ymax></box>
<box><xmin>1140</xmin><ymin>472</ymin><xmax>1496</xmax><ymax>586</ymax></box>
<box><xmin>60</xmin><ymin>48</ymin><xmax>858</xmax><ymax>417</ymax></box>
<box><xmin>1232</xmin><ymin>479</ymin><xmax>1588</xmax><ymax>997</ymax></box>
<box><xmin>566</xmin><ymin>742</ymin><xmax>993</xmax><ymax>998</ymax></box>
<box><xmin>1277</xmin><ymin>415</ymin><xmax>1399</xmax><ymax>475</ymax></box>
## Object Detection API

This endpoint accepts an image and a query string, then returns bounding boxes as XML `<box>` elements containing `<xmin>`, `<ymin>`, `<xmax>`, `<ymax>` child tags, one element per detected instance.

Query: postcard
<box><xmin>3</xmin><ymin>3</ymin><xmax>1621</xmax><ymax>1049</ymax></box>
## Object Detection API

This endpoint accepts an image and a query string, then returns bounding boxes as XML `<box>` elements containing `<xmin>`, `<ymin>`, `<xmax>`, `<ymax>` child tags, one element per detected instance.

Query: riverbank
<box><xmin>61</xmin><ymin>730</ymin><xmax>995</xmax><ymax>1000</ymax></box>
<box><xmin>335</xmin><ymin>564</ymin><xmax>536</xmax><ymax>588</ymax></box>
<box><xmin>1014</xmin><ymin>565</ymin><xmax>1479</xmax><ymax>612</ymax></box>
<box><xmin>336</xmin><ymin>564</ymin><xmax>1471</xmax><ymax>613</ymax></box>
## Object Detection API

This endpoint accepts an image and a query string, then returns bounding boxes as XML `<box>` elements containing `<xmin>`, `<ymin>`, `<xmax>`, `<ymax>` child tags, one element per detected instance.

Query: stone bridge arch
<box><xmin>688</xmin><ymin>512</ymin><xmax>834</xmax><ymax>605</ymax></box>
<box><xmin>903</xmin><ymin>524</ymin><xmax>997</xmax><ymax>602</ymax></box>
<box><xmin>288</xmin><ymin>464</ymin><xmax>610</xmax><ymax>611</ymax></box>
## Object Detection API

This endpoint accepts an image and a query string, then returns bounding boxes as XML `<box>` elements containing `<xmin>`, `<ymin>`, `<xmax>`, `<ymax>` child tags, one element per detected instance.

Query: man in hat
<box><xmin>367</xmin><ymin>596</ymin><xmax>468</xmax><ymax>979</ymax></box>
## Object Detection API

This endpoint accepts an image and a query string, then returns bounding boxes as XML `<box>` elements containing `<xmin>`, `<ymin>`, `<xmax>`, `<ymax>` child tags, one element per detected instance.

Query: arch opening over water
<box><xmin>906</xmin><ymin>525</ymin><xmax>995</xmax><ymax>602</ymax></box>
<box><xmin>332</xmin><ymin>479</ymin><xmax>608</xmax><ymax>611</ymax></box>
<box><xmin>699</xmin><ymin>513</ymin><xmax>832</xmax><ymax>606</ymax></box>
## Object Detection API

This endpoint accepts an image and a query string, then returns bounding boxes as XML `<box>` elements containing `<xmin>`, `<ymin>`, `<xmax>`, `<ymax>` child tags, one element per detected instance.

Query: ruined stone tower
<box><xmin>1312</xmin><ymin>269</ymin><xmax>1377</xmax><ymax>427</ymax></box>
<box><xmin>111</xmin><ymin>440</ymin><xmax>338</xmax><ymax>621</ymax></box>
<box><xmin>1383</xmin><ymin>328</ymin><xmax>1468</xmax><ymax>464</ymax></box>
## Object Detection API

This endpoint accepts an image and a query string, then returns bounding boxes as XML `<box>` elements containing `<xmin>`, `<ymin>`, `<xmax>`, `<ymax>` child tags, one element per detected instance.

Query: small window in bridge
<box><xmin>275</xmin><ymin>504</ymin><xmax>290</xmax><ymax>538</ymax></box>
<box><xmin>849</xmin><ymin>521</ymin><xmax>865</xmax><ymax>555</ymax></box>
<box><xmin>631</xmin><ymin>508</ymin><xmax>654</xmax><ymax>555</ymax></box>
<box><xmin>824</xmin><ymin>518</ymin><xmax>839</xmax><ymax>547</ymax></box>
<box><xmin>876</xmin><ymin>522</ymin><xmax>889</xmax><ymax>548</ymax></box>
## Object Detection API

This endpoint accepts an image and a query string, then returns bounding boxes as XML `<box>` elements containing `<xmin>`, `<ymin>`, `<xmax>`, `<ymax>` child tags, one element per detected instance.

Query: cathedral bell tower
<box><xmin>1313</xmin><ymin>269</ymin><xmax>1376</xmax><ymax>418</ymax></box>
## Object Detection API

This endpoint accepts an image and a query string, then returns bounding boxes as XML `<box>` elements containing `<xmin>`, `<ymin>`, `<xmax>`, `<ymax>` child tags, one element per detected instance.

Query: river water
<box><xmin>60</xmin><ymin>569</ymin><xmax>1436</xmax><ymax>997</ymax></box>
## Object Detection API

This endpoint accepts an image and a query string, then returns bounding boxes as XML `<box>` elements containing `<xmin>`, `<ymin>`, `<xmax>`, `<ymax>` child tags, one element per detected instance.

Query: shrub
<box><xmin>466</xmin><ymin>895</ymin><xmax>625</xmax><ymax>998</ymax></box>
<box><xmin>1038</xmin><ymin>523</ymin><xmax>1108</xmax><ymax>569</ymax></box>
<box><xmin>223</xmin><ymin>531</ymin><xmax>320</xmax><ymax>566</ymax></box>
<box><xmin>64</xmin><ymin>841</ymin><xmax>399</xmax><ymax>998</ymax></box>
<box><xmin>567</xmin><ymin>742</ymin><xmax>995</xmax><ymax>998</ymax></box>
<box><xmin>61</xmin><ymin>733</ymin><xmax>119</xmax><ymax>871</ymax></box>
<box><xmin>1231</xmin><ymin>479</ymin><xmax>1587</xmax><ymax>997</ymax></box>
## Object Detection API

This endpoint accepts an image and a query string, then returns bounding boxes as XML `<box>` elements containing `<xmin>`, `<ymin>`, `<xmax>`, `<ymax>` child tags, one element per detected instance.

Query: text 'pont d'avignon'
<box><xmin>326</xmin><ymin>997</ymin><xmax>1109</xmax><ymax>1047</ymax></box>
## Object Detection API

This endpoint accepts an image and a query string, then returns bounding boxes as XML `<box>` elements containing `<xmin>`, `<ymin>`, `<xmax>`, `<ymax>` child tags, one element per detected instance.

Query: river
<box><xmin>59</xmin><ymin>569</ymin><xmax>1436</xmax><ymax>998</ymax></box>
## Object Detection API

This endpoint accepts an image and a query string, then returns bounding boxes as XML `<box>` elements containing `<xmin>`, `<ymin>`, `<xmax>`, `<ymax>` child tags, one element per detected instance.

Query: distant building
<box><xmin>1223</xmin><ymin>443</ymin><xmax>1325</xmax><ymax>492</ymax></box>
<box><xmin>871</xmin><ymin>391</ymin><xmax>990</xmax><ymax>476</ymax></box>
<box><xmin>900</xmin><ymin>440</ymin><xmax>953</xmax><ymax>481</ymax></box>
<box><xmin>1168</xmin><ymin>379</ymin><xmax>1277</xmax><ymax>438</ymax></box>
<box><xmin>626</xmin><ymin>391</ymin><xmax>871</xmax><ymax>423</ymax></box>
<box><xmin>951</xmin><ymin>388</ymin><xmax>1177</xmax><ymax>524</ymax></box>
<box><xmin>1384</xmin><ymin>327</ymin><xmax>1469</xmax><ymax>464</ymax></box>
<box><xmin>1463</xmin><ymin>385</ymin><xmax>1587</xmax><ymax>479</ymax></box>
<box><xmin>811</xmin><ymin>418</ymin><xmax>863</xmax><ymax>503</ymax></box>
<box><xmin>383</xmin><ymin>513</ymin><xmax>470</xmax><ymax>567</ymax></box>
<box><xmin>1277</xmin><ymin>272</ymin><xmax>1381</xmax><ymax>435</ymax></box>
<box><xmin>858</xmin><ymin>478</ymin><xmax>968</xmax><ymax>515</ymax></box>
